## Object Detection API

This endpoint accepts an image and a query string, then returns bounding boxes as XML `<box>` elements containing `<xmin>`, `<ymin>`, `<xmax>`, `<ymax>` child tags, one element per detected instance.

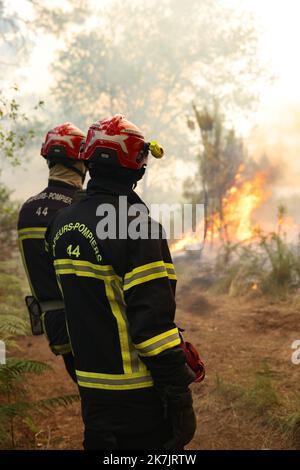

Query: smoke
<box><xmin>248</xmin><ymin>102</ymin><xmax>300</xmax><ymax>196</ymax></box>
<box><xmin>247</xmin><ymin>101</ymin><xmax>300</xmax><ymax>230</ymax></box>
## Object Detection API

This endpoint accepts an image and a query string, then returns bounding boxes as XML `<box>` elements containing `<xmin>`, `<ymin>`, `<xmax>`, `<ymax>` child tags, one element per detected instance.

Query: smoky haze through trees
<box><xmin>51</xmin><ymin>0</ymin><xmax>265</xmax><ymax>199</ymax></box>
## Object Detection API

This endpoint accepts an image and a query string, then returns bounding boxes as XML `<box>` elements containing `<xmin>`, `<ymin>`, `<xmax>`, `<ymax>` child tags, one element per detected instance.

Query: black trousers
<box><xmin>81</xmin><ymin>388</ymin><xmax>171</xmax><ymax>450</ymax></box>
<box><xmin>83</xmin><ymin>426</ymin><xmax>170</xmax><ymax>450</ymax></box>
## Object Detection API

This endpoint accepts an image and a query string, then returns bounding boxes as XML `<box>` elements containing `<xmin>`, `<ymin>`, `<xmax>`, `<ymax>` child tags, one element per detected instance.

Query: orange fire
<box><xmin>207</xmin><ymin>167</ymin><xmax>269</xmax><ymax>242</ymax></box>
<box><xmin>171</xmin><ymin>166</ymin><xmax>270</xmax><ymax>253</ymax></box>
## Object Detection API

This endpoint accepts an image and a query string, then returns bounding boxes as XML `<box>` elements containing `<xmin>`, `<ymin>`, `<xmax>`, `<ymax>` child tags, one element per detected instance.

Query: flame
<box><xmin>171</xmin><ymin>166</ymin><xmax>271</xmax><ymax>253</ymax></box>
<box><xmin>218</xmin><ymin>169</ymin><xmax>269</xmax><ymax>242</ymax></box>
<box><xmin>205</xmin><ymin>167</ymin><xmax>270</xmax><ymax>243</ymax></box>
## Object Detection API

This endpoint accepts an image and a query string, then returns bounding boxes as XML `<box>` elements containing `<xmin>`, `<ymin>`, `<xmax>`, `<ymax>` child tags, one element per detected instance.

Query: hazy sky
<box><xmin>8</xmin><ymin>0</ymin><xmax>300</xmax><ymax>113</ymax></box>
<box><xmin>242</xmin><ymin>0</ymin><xmax>300</xmax><ymax>110</ymax></box>
<box><xmin>16</xmin><ymin>0</ymin><xmax>300</xmax><ymax>104</ymax></box>
<box><xmin>3</xmin><ymin>0</ymin><xmax>300</xmax><ymax>201</ymax></box>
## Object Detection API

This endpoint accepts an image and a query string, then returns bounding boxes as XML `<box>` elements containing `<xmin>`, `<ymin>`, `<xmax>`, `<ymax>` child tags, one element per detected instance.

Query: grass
<box><xmin>209</xmin><ymin>231</ymin><xmax>300</xmax><ymax>300</ymax></box>
<box><xmin>280</xmin><ymin>412</ymin><xmax>300</xmax><ymax>447</ymax></box>
<box><xmin>213</xmin><ymin>363</ymin><xmax>300</xmax><ymax>449</ymax></box>
<box><xmin>241</xmin><ymin>364</ymin><xmax>279</xmax><ymax>416</ymax></box>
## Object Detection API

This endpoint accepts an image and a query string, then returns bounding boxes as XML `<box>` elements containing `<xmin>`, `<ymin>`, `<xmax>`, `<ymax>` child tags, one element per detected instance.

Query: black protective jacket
<box><xmin>45</xmin><ymin>177</ymin><xmax>193</xmax><ymax>434</ymax></box>
<box><xmin>18</xmin><ymin>180</ymin><xmax>78</xmax><ymax>354</ymax></box>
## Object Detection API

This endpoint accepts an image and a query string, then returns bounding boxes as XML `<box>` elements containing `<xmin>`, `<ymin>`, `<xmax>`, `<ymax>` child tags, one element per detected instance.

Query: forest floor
<box><xmin>12</xmin><ymin>274</ymin><xmax>300</xmax><ymax>450</ymax></box>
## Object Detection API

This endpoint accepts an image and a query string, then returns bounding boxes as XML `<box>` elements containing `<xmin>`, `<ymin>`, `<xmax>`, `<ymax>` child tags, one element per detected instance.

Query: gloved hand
<box><xmin>161</xmin><ymin>385</ymin><xmax>197</xmax><ymax>450</ymax></box>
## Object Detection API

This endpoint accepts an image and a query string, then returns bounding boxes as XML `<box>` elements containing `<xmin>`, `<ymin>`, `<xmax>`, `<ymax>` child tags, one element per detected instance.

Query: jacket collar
<box><xmin>87</xmin><ymin>176</ymin><xmax>148</xmax><ymax>210</ymax></box>
<box><xmin>48</xmin><ymin>179</ymin><xmax>77</xmax><ymax>190</ymax></box>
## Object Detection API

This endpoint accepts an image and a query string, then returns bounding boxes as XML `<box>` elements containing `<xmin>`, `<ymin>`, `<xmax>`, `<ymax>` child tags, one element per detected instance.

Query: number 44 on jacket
<box><xmin>67</xmin><ymin>244</ymin><xmax>80</xmax><ymax>258</ymax></box>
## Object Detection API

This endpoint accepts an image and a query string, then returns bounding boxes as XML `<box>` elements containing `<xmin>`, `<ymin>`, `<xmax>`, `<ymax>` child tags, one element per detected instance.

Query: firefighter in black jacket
<box><xmin>18</xmin><ymin>123</ymin><xmax>86</xmax><ymax>382</ymax></box>
<box><xmin>45</xmin><ymin>115</ymin><xmax>196</xmax><ymax>449</ymax></box>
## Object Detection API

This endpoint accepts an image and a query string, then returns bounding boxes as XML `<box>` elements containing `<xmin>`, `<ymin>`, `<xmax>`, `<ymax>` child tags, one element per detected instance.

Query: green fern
<box><xmin>0</xmin><ymin>272</ymin><xmax>23</xmax><ymax>299</ymax></box>
<box><xmin>0</xmin><ymin>394</ymin><xmax>79</xmax><ymax>418</ymax></box>
<box><xmin>0</xmin><ymin>359</ymin><xmax>51</xmax><ymax>381</ymax></box>
<box><xmin>0</xmin><ymin>311</ymin><xmax>29</xmax><ymax>350</ymax></box>
<box><xmin>0</xmin><ymin>303</ymin><xmax>22</xmax><ymax>316</ymax></box>
<box><xmin>0</xmin><ymin>315</ymin><xmax>29</xmax><ymax>337</ymax></box>
<box><xmin>0</xmin><ymin>358</ymin><xmax>79</xmax><ymax>449</ymax></box>
<box><xmin>33</xmin><ymin>394</ymin><xmax>79</xmax><ymax>411</ymax></box>
<box><xmin>0</xmin><ymin>232</ymin><xmax>78</xmax><ymax>449</ymax></box>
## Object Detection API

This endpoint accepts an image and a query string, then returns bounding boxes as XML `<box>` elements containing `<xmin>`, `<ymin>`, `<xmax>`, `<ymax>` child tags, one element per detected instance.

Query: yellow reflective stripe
<box><xmin>165</xmin><ymin>262</ymin><xmax>177</xmax><ymax>280</ymax></box>
<box><xmin>124</xmin><ymin>271</ymin><xmax>169</xmax><ymax>291</ymax></box>
<box><xmin>125</xmin><ymin>261</ymin><xmax>165</xmax><ymax>280</ymax></box>
<box><xmin>54</xmin><ymin>259</ymin><xmax>114</xmax><ymax>271</ymax></box>
<box><xmin>55</xmin><ymin>267</ymin><xmax>117</xmax><ymax>282</ymax></box>
<box><xmin>77</xmin><ymin>380</ymin><xmax>153</xmax><ymax>391</ymax></box>
<box><xmin>165</xmin><ymin>263</ymin><xmax>175</xmax><ymax>269</ymax></box>
<box><xmin>104</xmin><ymin>281</ymin><xmax>132</xmax><ymax>374</ymax></box>
<box><xmin>55</xmin><ymin>272</ymin><xmax>63</xmax><ymax>295</ymax></box>
<box><xmin>18</xmin><ymin>238</ymin><xmax>36</xmax><ymax>296</ymax></box>
<box><xmin>124</xmin><ymin>261</ymin><xmax>177</xmax><ymax>291</ymax></box>
<box><xmin>138</xmin><ymin>338</ymin><xmax>181</xmax><ymax>357</ymax></box>
<box><xmin>18</xmin><ymin>227</ymin><xmax>47</xmax><ymax>241</ymax></box>
<box><xmin>55</xmin><ymin>258</ymin><xmax>135</xmax><ymax>375</ymax></box>
<box><xmin>135</xmin><ymin>327</ymin><xmax>179</xmax><ymax>349</ymax></box>
<box><xmin>76</xmin><ymin>369</ymin><xmax>153</xmax><ymax>390</ymax></box>
<box><xmin>134</xmin><ymin>327</ymin><xmax>181</xmax><ymax>357</ymax></box>
<box><xmin>54</xmin><ymin>259</ymin><xmax>121</xmax><ymax>282</ymax></box>
<box><xmin>110</xmin><ymin>281</ymin><xmax>141</xmax><ymax>373</ymax></box>
<box><xmin>76</xmin><ymin>370</ymin><xmax>150</xmax><ymax>379</ymax></box>
<box><xmin>19</xmin><ymin>233</ymin><xmax>45</xmax><ymax>240</ymax></box>
<box><xmin>19</xmin><ymin>234</ymin><xmax>45</xmax><ymax>240</ymax></box>
<box><xmin>135</xmin><ymin>328</ymin><xmax>178</xmax><ymax>349</ymax></box>
<box><xmin>18</xmin><ymin>227</ymin><xmax>47</xmax><ymax>234</ymax></box>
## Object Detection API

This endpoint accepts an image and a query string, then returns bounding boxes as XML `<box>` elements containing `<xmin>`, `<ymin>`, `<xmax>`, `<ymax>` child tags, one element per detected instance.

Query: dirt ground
<box><xmin>13</xmin><ymin>279</ymin><xmax>300</xmax><ymax>450</ymax></box>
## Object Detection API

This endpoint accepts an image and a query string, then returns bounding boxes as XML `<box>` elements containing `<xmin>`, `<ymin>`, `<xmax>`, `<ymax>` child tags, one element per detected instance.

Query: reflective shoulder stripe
<box><xmin>165</xmin><ymin>263</ymin><xmax>175</xmax><ymax>269</ymax></box>
<box><xmin>54</xmin><ymin>259</ymin><xmax>113</xmax><ymax>271</ymax></box>
<box><xmin>134</xmin><ymin>327</ymin><xmax>181</xmax><ymax>357</ymax></box>
<box><xmin>125</xmin><ymin>261</ymin><xmax>165</xmax><ymax>280</ymax></box>
<box><xmin>54</xmin><ymin>259</ymin><xmax>121</xmax><ymax>282</ymax></box>
<box><xmin>18</xmin><ymin>227</ymin><xmax>47</xmax><ymax>234</ymax></box>
<box><xmin>124</xmin><ymin>271</ymin><xmax>169</xmax><ymax>291</ymax></box>
<box><xmin>76</xmin><ymin>370</ymin><xmax>153</xmax><ymax>391</ymax></box>
<box><xmin>165</xmin><ymin>262</ymin><xmax>177</xmax><ymax>280</ymax></box>
<box><xmin>18</xmin><ymin>227</ymin><xmax>47</xmax><ymax>240</ymax></box>
<box><xmin>18</xmin><ymin>227</ymin><xmax>48</xmax><ymax>297</ymax></box>
<box><xmin>18</xmin><ymin>236</ymin><xmax>36</xmax><ymax>296</ymax></box>
<box><xmin>124</xmin><ymin>261</ymin><xmax>177</xmax><ymax>291</ymax></box>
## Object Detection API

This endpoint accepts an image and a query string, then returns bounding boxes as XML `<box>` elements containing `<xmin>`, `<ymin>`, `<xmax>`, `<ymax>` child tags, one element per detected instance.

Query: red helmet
<box><xmin>79</xmin><ymin>115</ymin><xmax>148</xmax><ymax>170</ymax></box>
<box><xmin>41</xmin><ymin>122</ymin><xmax>85</xmax><ymax>160</ymax></box>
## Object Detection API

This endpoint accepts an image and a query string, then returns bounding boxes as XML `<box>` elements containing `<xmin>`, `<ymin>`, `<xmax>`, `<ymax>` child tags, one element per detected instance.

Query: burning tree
<box><xmin>184</xmin><ymin>102</ymin><xmax>268</xmax><ymax>244</ymax></box>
